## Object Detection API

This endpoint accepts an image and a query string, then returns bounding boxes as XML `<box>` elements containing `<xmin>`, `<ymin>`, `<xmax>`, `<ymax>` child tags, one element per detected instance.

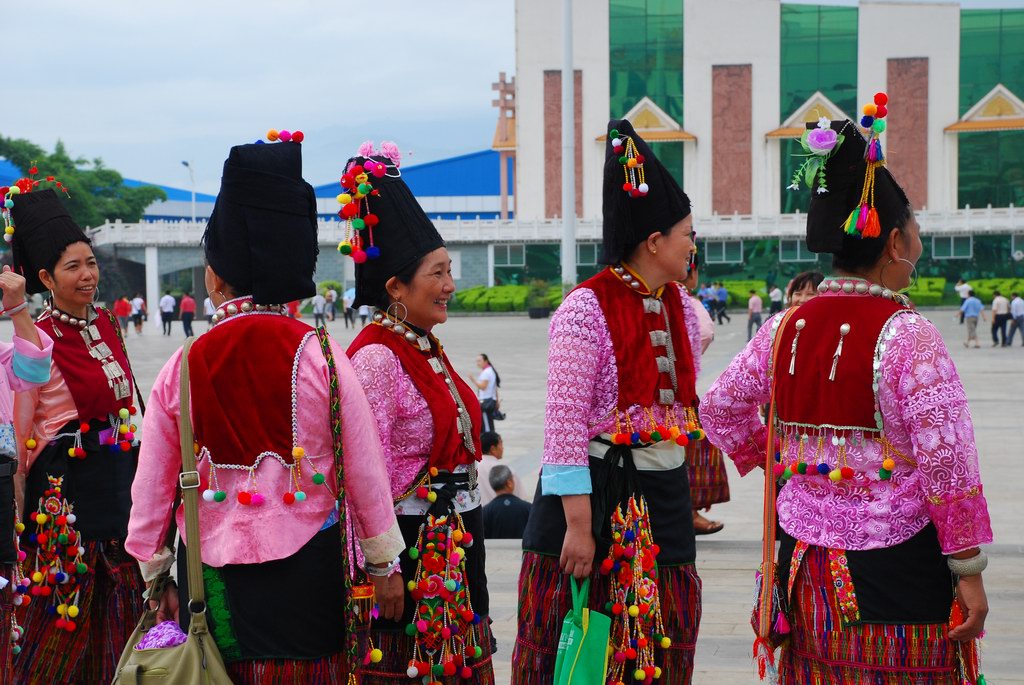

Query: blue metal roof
<box><xmin>313</xmin><ymin>149</ymin><xmax>514</xmax><ymax>198</ymax></box>
<box><xmin>124</xmin><ymin>178</ymin><xmax>217</xmax><ymax>202</ymax></box>
<box><xmin>0</xmin><ymin>158</ymin><xmax>23</xmax><ymax>183</ymax></box>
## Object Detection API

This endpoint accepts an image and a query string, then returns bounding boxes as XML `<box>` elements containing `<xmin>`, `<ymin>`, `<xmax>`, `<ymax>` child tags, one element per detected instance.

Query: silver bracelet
<box><xmin>365</xmin><ymin>556</ymin><xmax>402</xmax><ymax>578</ymax></box>
<box><xmin>2</xmin><ymin>302</ymin><xmax>27</xmax><ymax>317</ymax></box>
<box><xmin>947</xmin><ymin>550</ymin><xmax>988</xmax><ymax>577</ymax></box>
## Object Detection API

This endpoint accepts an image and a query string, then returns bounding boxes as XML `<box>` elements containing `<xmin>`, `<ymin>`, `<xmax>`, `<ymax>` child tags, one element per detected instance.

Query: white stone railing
<box><xmin>87</xmin><ymin>205</ymin><xmax>1023</xmax><ymax>247</ymax></box>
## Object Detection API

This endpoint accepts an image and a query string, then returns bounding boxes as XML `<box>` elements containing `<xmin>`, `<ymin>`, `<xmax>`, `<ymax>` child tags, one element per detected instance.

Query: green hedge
<box><xmin>965</xmin><ymin>278</ymin><xmax>1024</xmax><ymax>302</ymax></box>
<box><xmin>452</xmin><ymin>285</ymin><xmax>529</xmax><ymax>312</ymax></box>
<box><xmin>721</xmin><ymin>280</ymin><xmax>767</xmax><ymax>307</ymax></box>
<box><xmin>906</xmin><ymin>277</ymin><xmax>946</xmax><ymax>307</ymax></box>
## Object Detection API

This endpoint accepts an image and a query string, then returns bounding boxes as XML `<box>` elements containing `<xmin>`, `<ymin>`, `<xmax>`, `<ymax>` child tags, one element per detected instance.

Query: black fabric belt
<box><xmin>0</xmin><ymin>459</ymin><xmax>16</xmax><ymax>477</ymax></box>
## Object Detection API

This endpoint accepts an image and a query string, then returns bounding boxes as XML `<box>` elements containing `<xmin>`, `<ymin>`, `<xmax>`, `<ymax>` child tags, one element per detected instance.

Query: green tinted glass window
<box><xmin>779</xmin><ymin>4</ymin><xmax>858</xmax><ymax>213</ymax></box>
<box><xmin>958</xmin><ymin>10</ymin><xmax>1024</xmax><ymax>209</ymax></box>
<box><xmin>609</xmin><ymin>0</ymin><xmax>685</xmax><ymax>181</ymax></box>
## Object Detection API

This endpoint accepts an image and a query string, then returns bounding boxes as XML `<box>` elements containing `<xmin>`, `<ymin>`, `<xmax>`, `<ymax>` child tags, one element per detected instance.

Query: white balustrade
<box><xmin>86</xmin><ymin>206</ymin><xmax>1022</xmax><ymax>248</ymax></box>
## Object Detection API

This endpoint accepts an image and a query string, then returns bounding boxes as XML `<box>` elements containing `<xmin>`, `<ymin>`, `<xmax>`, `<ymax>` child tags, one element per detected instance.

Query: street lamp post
<box><xmin>181</xmin><ymin>160</ymin><xmax>196</xmax><ymax>223</ymax></box>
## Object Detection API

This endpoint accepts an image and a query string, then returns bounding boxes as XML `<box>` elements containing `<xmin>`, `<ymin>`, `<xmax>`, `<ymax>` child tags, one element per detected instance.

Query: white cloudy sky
<box><xmin>4</xmin><ymin>0</ymin><xmax>1020</xmax><ymax>194</ymax></box>
<box><xmin>3</xmin><ymin>1</ymin><xmax>515</xmax><ymax>193</ymax></box>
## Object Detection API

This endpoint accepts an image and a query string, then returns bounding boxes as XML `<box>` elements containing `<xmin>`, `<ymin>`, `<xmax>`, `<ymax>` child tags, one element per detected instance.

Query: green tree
<box><xmin>0</xmin><ymin>137</ymin><xmax>166</xmax><ymax>227</ymax></box>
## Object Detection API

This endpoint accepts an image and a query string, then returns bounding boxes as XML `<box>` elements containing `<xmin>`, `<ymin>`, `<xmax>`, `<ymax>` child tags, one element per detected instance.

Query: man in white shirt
<box><xmin>768</xmin><ymin>284</ymin><xmax>783</xmax><ymax>315</ymax></box>
<box><xmin>203</xmin><ymin>296</ymin><xmax>216</xmax><ymax>326</ymax></box>
<box><xmin>130</xmin><ymin>292</ymin><xmax>147</xmax><ymax>336</ymax></box>
<box><xmin>1008</xmin><ymin>292</ymin><xmax>1024</xmax><ymax>347</ymax></box>
<box><xmin>954</xmin><ymin>278</ymin><xmax>972</xmax><ymax>324</ymax></box>
<box><xmin>991</xmin><ymin>290</ymin><xmax>1011</xmax><ymax>347</ymax></box>
<box><xmin>159</xmin><ymin>290</ymin><xmax>176</xmax><ymax>336</ymax></box>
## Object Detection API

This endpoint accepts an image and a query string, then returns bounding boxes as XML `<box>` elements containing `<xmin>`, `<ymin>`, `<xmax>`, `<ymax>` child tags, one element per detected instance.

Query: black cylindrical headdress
<box><xmin>800</xmin><ymin>93</ymin><xmax>910</xmax><ymax>254</ymax></box>
<box><xmin>202</xmin><ymin>134</ymin><xmax>319</xmax><ymax>305</ymax></box>
<box><xmin>601</xmin><ymin>119</ymin><xmax>692</xmax><ymax>264</ymax></box>
<box><xmin>8</xmin><ymin>188</ymin><xmax>90</xmax><ymax>295</ymax></box>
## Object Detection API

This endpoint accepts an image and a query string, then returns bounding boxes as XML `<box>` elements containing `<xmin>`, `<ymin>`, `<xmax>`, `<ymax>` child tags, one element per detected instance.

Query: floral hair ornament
<box><xmin>337</xmin><ymin>141</ymin><xmax>401</xmax><ymax>263</ymax></box>
<box><xmin>844</xmin><ymin>92</ymin><xmax>890</xmax><ymax>239</ymax></box>
<box><xmin>787</xmin><ymin>116</ymin><xmax>845</xmax><ymax>194</ymax></box>
<box><xmin>610</xmin><ymin>127</ymin><xmax>649</xmax><ymax>198</ymax></box>
<box><xmin>2</xmin><ymin>166</ymin><xmax>71</xmax><ymax>246</ymax></box>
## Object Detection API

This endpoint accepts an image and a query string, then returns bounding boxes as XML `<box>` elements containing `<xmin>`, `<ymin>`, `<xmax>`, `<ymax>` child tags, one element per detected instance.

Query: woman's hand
<box><xmin>148</xmin><ymin>580</ymin><xmax>180</xmax><ymax>624</ymax></box>
<box><xmin>560</xmin><ymin>525</ymin><xmax>595</xmax><ymax>579</ymax></box>
<box><xmin>949</xmin><ymin>574</ymin><xmax>988</xmax><ymax>642</ymax></box>
<box><xmin>370</xmin><ymin>573</ymin><xmax>405</xmax><ymax>621</ymax></box>
<box><xmin>0</xmin><ymin>266</ymin><xmax>27</xmax><ymax>311</ymax></box>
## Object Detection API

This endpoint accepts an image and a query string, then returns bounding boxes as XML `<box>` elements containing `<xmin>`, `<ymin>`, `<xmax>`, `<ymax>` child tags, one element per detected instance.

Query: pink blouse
<box><xmin>349</xmin><ymin>344</ymin><xmax>480</xmax><ymax>516</ymax></box>
<box><xmin>700</xmin><ymin>293</ymin><xmax>993</xmax><ymax>555</ymax></box>
<box><xmin>126</xmin><ymin>320</ymin><xmax>405</xmax><ymax>574</ymax></box>
<box><xmin>541</xmin><ymin>285</ymin><xmax>703</xmax><ymax>495</ymax></box>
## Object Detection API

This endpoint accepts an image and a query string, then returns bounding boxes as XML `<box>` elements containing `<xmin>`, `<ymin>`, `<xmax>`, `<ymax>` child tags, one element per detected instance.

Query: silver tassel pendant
<box><xmin>828</xmin><ymin>323</ymin><xmax>851</xmax><ymax>381</ymax></box>
<box><xmin>789</xmin><ymin>319</ymin><xmax>806</xmax><ymax>375</ymax></box>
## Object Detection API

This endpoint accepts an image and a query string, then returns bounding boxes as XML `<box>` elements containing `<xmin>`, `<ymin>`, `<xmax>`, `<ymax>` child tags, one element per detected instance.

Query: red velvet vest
<box><xmin>774</xmin><ymin>294</ymin><xmax>909</xmax><ymax>433</ymax></box>
<box><xmin>188</xmin><ymin>315</ymin><xmax>312</xmax><ymax>466</ymax></box>
<box><xmin>582</xmin><ymin>268</ymin><xmax>698</xmax><ymax>411</ymax></box>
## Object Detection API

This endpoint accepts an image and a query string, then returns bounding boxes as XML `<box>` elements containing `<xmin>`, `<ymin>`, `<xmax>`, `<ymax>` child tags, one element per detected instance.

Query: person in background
<box><xmin>357</xmin><ymin>303</ymin><xmax>370</xmax><ymax>327</ymax></box>
<box><xmin>0</xmin><ymin>266</ymin><xmax>52</xmax><ymax>677</ymax></box>
<box><xmin>311</xmin><ymin>289</ymin><xmax>327</xmax><ymax>328</ymax></box>
<box><xmin>991</xmin><ymin>290</ymin><xmax>1010</xmax><ymax>347</ymax></box>
<box><xmin>482</xmin><ymin>465</ymin><xmax>531</xmax><ymax>539</ymax></box>
<box><xmin>203</xmin><ymin>294</ymin><xmax>215</xmax><ymax>326</ymax></box>
<box><xmin>747</xmin><ymin>288</ymin><xmax>763</xmax><ymax>341</ymax></box>
<box><xmin>112</xmin><ymin>294</ymin><xmax>132</xmax><ymax>333</ymax></box>
<box><xmin>29</xmin><ymin>292</ymin><xmax>44</xmax><ymax>319</ymax></box>
<box><xmin>786</xmin><ymin>271</ymin><xmax>825</xmax><ymax>308</ymax></box>
<box><xmin>1007</xmin><ymin>291</ymin><xmax>1024</xmax><ymax>347</ymax></box>
<box><xmin>287</xmin><ymin>299</ymin><xmax>301</xmax><ymax>318</ymax></box>
<box><xmin>683</xmin><ymin>255</ymin><xmax>728</xmax><ymax>535</ymax></box>
<box><xmin>715</xmin><ymin>281</ymin><xmax>731</xmax><ymax>324</ymax></box>
<box><xmin>130</xmin><ymin>291</ymin><xmax>146</xmax><ymax>335</ymax></box>
<box><xmin>342</xmin><ymin>291</ymin><xmax>355</xmax><ymax>328</ymax></box>
<box><xmin>954</xmin><ymin>277</ymin><xmax>972</xmax><ymax>324</ymax></box>
<box><xmin>159</xmin><ymin>289</ymin><xmax>176</xmax><ymax>336</ymax></box>
<box><xmin>325</xmin><ymin>286</ymin><xmax>337</xmax><ymax>321</ymax></box>
<box><xmin>469</xmin><ymin>353</ymin><xmax>500</xmax><ymax>434</ymax></box>
<box><xmin>476</xmin><ymin>431</ymin><xmax>528</xmax><ymax>506</ymax></box>
<box><xmin>179</xmin><ymin>290</ymin><xmax>196</xmax><ymax>337</ymax></box>
<box><xmin>961</xmin><ymin>289</ymin><xmax>985</xmax><ymax>349</ymax></box>
<box><xmin>768</xmin><ymin>282</ymin><xmax>784</xmax><ymax>315</ymax></box>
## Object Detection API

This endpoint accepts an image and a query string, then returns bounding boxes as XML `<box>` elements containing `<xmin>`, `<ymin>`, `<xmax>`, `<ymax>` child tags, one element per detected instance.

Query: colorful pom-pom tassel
<box><xmin>844</xmin><ymin>207</ymin><xmax>860</xmax><ymax>236</ymax></box>
<box><xmin>856</xmin><ymin>203</ymin><xmax>869</xmax><ymax>231</ymax></box>
<box><xmin>862</xmin><ymin>207</ymin><xmax>881</xmax><ymax>238</ymax></box>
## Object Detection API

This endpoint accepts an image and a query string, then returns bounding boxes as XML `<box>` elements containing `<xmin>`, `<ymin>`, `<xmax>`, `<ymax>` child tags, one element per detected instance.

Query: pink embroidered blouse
<box><xmin>349</xmin><ymin>344</ymin><xmax>481</xmax><ymax>516</ymax></box>
<box><xmin>126</xmin><ymin>318</ymin><xmax>405</xmax><ymax>576</ymax></box>
<box><xmin>541</xmin><ymin>285</ymin><xmax>703</xmax><ymax>495</ymax></box>
<box><xmin>700</xmin><ymin>292</ymin><xmax>993</xmax><ymax>555</ymax></box>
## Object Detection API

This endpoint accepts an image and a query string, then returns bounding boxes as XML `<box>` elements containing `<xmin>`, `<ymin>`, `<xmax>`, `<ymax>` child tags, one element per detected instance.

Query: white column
<box><xmin>487</xmin><ymin>243</ymin><xmax>496</xmax><ymax>288</ymax></box>
<box><xmin>145</xmin><ymin>246</ymin><xmax>159</xmax><ymax>335</ymax></box>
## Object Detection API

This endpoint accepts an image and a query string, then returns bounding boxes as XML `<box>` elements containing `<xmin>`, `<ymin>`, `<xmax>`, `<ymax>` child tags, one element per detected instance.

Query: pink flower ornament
<box><xmin>806</xmin><ymin>127</ymin><xmax>838</xmax><ymax>155</ymax></box>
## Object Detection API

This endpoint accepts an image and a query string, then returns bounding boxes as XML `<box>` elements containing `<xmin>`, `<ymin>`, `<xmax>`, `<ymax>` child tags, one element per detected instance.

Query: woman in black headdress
<box><xmin>702</xmin><ymin>97</ymin><xmax>991</xmax><ymax>684</ymax></box>
<box><xmin>342</xmin><ymin>142</ymin><xmax>495</xmax><ymax>684</ymax></box>
<box><xmin>8</xmin><ymin>183</ymin><xmax>146</xmax><ymax>684</ymax></box>
<box><xmin>511</xmin><ymin>120</ymin><xmax>704</xmax><ymax>685</ymax></box>
<box><xmin>126</xmin><ymin>133</ymin><xmax>405</xmax><ymax>684</ymax></box>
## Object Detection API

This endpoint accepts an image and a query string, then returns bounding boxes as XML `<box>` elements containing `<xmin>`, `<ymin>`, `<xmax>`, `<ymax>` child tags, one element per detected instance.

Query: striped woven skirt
<box><xmin>512</xmin><ymin>551</ymin><xmax>701</xmax><ymax>685</ymax></box>
<box><xmin>778</xmin><ymin>538</ymin><xmax>969</xmax><ymax>684</ymax></box>
<box><xmin>13</xmin><ymin>541</ymin><xmax>144</xmax><ymax>685</ymax></box>
<box><xmin>685</xmin><ymin>439</ymin><xmax>730</xmax><ymax>510</ymax></box>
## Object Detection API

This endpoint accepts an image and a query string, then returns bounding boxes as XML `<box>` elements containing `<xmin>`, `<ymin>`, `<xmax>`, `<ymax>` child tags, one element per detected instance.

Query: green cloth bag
<box><xmin>552</xmin><ymin>577</ymin><xmax>612</xmax><ymax>685</ymax></box>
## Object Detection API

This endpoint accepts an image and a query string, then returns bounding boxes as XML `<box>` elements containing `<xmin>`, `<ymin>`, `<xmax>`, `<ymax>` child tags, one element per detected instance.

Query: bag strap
<box><xmin>570</xmin><ymin>577</ymin><xmax>590</xmax><ymax>618</ymax></box>
<box><xmin>177</xmin><ymin>337</ymin><xmax>206</xmax><ymax>613</ymax></box>
<box><xmin>756</xmin><ymin>307</ymin><xmax>797</xmax><ymax>640</ymax></box>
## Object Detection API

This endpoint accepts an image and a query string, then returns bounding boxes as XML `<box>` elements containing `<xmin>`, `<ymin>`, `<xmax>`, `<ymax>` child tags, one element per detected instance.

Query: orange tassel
<box><xmin>862</xmin><ymin>207</ymin><xmax>881</xmax><ymax>238</ymax></box>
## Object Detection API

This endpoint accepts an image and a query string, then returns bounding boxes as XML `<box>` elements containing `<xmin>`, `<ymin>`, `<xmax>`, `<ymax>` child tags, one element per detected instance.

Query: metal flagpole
<box><xmin>560</xmin><ymin>0</ymin><xmax>577</xmax><ymax>294</ymax></box>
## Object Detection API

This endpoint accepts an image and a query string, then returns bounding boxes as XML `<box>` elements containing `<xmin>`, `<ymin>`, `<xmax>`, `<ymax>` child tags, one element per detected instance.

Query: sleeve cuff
<box><xmin>927</xmin><ymin>487</ymin><xmax>994</xmax><ymax>555</ymax></box>
<box><xmin>541</xmin><ymin>464</ymin><xmax>592</xmax><ymax>496</ymax></box>
<box><xmin>138</xmin><ymin>547</ymin><xmax>176</xmax><ymax>583</ymax></box>
<box><xmin>359</xmin><ymin>520</ymin><xmax>406</xmax><ymax>565</ymax></box>
<box><xmin>12</xmin><ymin>331</ymin><xmax>52</xmax><ymax>359</ymax></box>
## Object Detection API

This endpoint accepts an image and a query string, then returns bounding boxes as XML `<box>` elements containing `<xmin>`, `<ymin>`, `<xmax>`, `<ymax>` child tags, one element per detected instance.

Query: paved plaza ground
<box><xmin>23</xmin><ymin>304</ymin><xmax>1020</xmax><ymax>683</ymax></box>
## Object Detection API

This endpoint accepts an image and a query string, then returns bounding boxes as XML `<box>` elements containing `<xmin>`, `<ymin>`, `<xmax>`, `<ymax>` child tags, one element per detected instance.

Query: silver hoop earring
<box><xmin>880</xmin><ymin>258</ymin><xmax>918</xmax><ymax>294</ymax></box>
<box><xmin>386</xmin><ymin>301</ymin><xmax>408</xmax><ymax>325</ymax></box>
